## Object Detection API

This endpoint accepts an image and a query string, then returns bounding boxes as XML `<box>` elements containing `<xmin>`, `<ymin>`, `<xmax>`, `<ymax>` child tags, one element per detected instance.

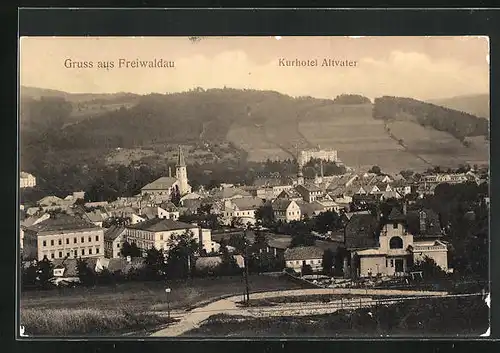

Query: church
<box><xmin>140</xmin><ymin>146</ymin><xmax>192</xmax><ymax>197</ymax></box>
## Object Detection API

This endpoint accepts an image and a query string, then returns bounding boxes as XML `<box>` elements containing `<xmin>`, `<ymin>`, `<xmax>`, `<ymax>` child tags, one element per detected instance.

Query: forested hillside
<box><xmin>373</xmin><ymin>96</ymin><xmax>489</xmax><ymax>142</ymax></box>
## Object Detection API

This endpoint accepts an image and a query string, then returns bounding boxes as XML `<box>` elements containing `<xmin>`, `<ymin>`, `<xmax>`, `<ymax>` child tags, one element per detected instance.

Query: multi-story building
<box><xmin>272</xmin><ymin>199</ymin><xmax>301</xmax><ymax>222</ymax></box>
<box><xmin>20</xmin><ymin>172</ymin><xmax>36</xmax><ymax>188</ymax></box>
<box><xmin>297</xmin><ymin>148</ymin><xmax>338</xmax><ymax>167</ymax></box>
<box><xmin>104</xmin><ymin>226</ymin><xmax>127</xmax><ymax>259</ymax></box>
<box><xmin>222</xmin><ymin>197</ymin><xmax>264</xmax><ymax>226</ymax></box>
<box><xmin>23</xmin><ymin>214</ymin><xmax>105</xmax><ymax>261</ymax></box>
<box><xmin>124</xmin><ymin>218</ymin><xmax>212</xmax><ymax>255</ymax></box>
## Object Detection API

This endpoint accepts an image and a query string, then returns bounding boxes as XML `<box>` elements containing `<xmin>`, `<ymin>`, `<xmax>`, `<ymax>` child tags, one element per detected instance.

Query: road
<box><xmin>150</xmin><ymin>288</ymin><xmax>448</xmax><ymax>337</ymax></box>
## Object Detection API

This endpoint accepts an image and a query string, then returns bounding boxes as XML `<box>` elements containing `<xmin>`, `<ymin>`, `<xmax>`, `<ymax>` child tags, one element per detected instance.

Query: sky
<box><xmin>19</xmin><ymin>36</ymin><xmax>489</xmax><ymax>101</ymax></box>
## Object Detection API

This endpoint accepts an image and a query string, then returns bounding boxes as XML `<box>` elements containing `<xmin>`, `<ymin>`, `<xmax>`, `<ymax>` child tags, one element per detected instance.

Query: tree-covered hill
<box><xmin>373</xmin><ymin>96</ymin><xmax>489</xmax><ymax>141</ymax></box>
<box><xmin>428</xmin><ymin>94</ymin><xmax>489</xmax><ymax>119</ymax></box>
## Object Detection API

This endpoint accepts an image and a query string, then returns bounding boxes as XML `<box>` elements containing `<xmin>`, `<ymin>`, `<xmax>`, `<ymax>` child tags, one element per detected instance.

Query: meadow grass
<box><xmin>20</xmin><ymin>307</ymin><xmax>172</xmax><ymax>336</ymax></box>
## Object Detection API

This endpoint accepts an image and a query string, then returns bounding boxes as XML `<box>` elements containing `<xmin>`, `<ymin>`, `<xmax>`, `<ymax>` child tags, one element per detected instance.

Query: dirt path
<box><xmin>150</xmin><ymin>288</ymin><xmax>448</xmax><ymax>337</ymax></box>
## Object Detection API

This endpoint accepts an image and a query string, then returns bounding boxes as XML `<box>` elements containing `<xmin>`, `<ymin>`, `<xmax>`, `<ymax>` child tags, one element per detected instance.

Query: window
<box><xmin>74</xmin><ymin>238</ymin><xmax>77</xmax><ymax>244</ymax></box>
<box><xmin>89</xmin><ymin>248</ymin><xmax>93</xmax><ymax>255</ymax></box>
<box><xmin>58</xmin><ymin>251</ymin><xmax>62</xmax><ymax>258</ymax></box>
<box><xmin>88</xmin><ymin>236</ymin><xmax>91</xmax><ymax>242</ymax></box>
<box><xmin>95</xmin><ymin>235</ymin><xmax>99</xmax><ymax>242</ymax></box>
<box><xmin>66</xmin><ymin>238</ymin><xmax>69</xmax><ymax>245</ymax></box>
<box><xmin>389</xmin><ymin>236</ymin><xmax>404</xmax><ymax>249</ymax></box>
<box><xmin>390</xmin><ymin>259</ymin><xmax>394</xmax><ymax>267</ymax></box>
<box><xmin>117</xmin><ymin>243</ymin><xmax>120</xmax><ymax>248</ymax></box>
<box><xmin>50</xmin><ymin>253</ymin><xmax>54</xmax><ymax>259</ymax></box>
<box><xmin>81</xmin><ymin>237</ymin><xmax>84</xmax><ymax>243</ymax></box>
<box><xmin>58</xmin><ymin>239</ymin><xmax>62</xmax><ymax>246</ymax></box>
<box><xmin>42</xmin><ymin>240</ymin><xmax>46</xmax><ymax>247</ymax></box>
<box><xmin>66</xmin><ymin>252</ymin><xmax>70</xmax><ymax>258</ymax></box>
<box><xmin>81</xmin><ymin>249</ymin><xmax>85</xmax><ymax>255</ymax></box>
<box><xmin>160</xmin><ymin>234</ymin><xmax>163</xmax><ymax>240</ymax></box>
<box><xmin>50</xmin><ymin>240</ymin><xmax>54</xmax><ymax>246</ymax></box>
<box><xmin>96</xmin><ymin>248</ymin><xmax>100</xmax><ymax>254</ymax></box>
<box><xmin>392</xmin><ymin>223</ymin><xmax>398</xmax><ymax>229</ymax></box>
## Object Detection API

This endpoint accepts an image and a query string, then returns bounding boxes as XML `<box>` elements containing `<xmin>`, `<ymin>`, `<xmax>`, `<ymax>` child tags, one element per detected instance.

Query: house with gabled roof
<box><xmin>295</xmin><ymin>183</ymin><xmax>323</xmax><ymax>203</ymax></box>
<box><xmin>222</xmin><ymin>197</ymin><xmax>264</xmax><ymax>227</ymax></box>
<box><xmin>104</xmin><ymin>226</ymin><xmax>127</xmax><ymax>258</ymax></box>
<box><xmin>284</xmin><ymin>246</ymin><xmax>324</xmax><ymax>273</ymax></box>
<box><xmin>276</xmin><ymin>188</ymin><xmax>303</xmax><ymax>202</ymax></box>
<box><xmin>271</xmin><ymin>199</ymin><xmax>301</xmax><ymax>223</ymax></box>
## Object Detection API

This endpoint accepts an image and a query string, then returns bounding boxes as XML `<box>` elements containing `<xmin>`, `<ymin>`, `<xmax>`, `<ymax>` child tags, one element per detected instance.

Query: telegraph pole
<box><xmin>243</xmin><ymin>229</ymin><xmax>250</xmax><ymax>303</ymax></box>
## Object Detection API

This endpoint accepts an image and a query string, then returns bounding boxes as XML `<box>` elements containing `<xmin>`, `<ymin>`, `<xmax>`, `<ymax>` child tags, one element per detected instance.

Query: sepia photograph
<box><xmin>18</xmin><ymin>36</ymin><xmax>490</xmax><ymax>338</ymax></box>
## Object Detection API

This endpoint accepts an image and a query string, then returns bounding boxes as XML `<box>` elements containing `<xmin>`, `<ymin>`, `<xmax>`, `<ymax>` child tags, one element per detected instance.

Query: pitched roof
<box><xmin>267</xmin><ymin>236</ymin><xmax>292</xmax><ymax>250</ymax></box>
<box><xmin>128</xmin><ymin>218</ymin><xmax>197</xmax><ymax>232</ymax></box>
<box><xmin>344</xmin><ymin>214</ymin><xmax>379</xmax><ymax>249</ymax></box>
<box><xmin>232</xmin><ymin>197</ymin><xmax>264</xmax><ymax>211</ymax></box>
<box><xmin>277</xmin><ymin>189</ymin><xmax>302</xmax><ymax>199</ymax></box>
<box><xmin>84</xmin><ymin>210</ymin><xmax>108</xmax><ymax>223</ymax></box>
<box><xmin>299</xmin><ymin>202</ymin><xmax>326</xmax><ymax>217</ymax></box>
<box><xmin>52</xmin><ymin>258</ymin><xmax>98</xmax><ymax>277</ymax></box>
<box><xmin>212</xmin><ymin>187</ymin><xmax>251</xmax><ymax>199</ymax></box>
<box><xmin>104</xmin><ymin>226</ymin><xmax>127</xmax><ymax>241</ymax></box>
<box><xmin>271</xmin><ymin>199</ymin><xmax>294</xmax><ymax>211</ymax></box>
<box><xmin>141</xmin><ymin>177</ymin><xmax>178</xmax><ymax>191</ymax></box>
<box><xmin>284</xmin><ymin>246</ymin><xmax>324</xmax><ymax>261</ymax></box>
<box><xmin>37</xmin><ymin>196</ymin><xmax>63</xmax><ymax>205</ymax></box>
<box><xmin>27</xmin><ymin>214</ymin><xmax>101</xmax><ymax>234</ymax></box>
<box><xmin>107</xmin><ymin>257</ymin><xmax>146</xmax><ymax>273</ymax></box>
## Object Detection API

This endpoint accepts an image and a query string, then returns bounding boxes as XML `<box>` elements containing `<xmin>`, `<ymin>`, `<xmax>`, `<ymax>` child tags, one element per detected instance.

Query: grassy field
<box><xmin>21</xmin><ymin>308</ymin><xmax>175</xmax><ymax>337</ymax></box>
<box><xmin>183</xmin><ymin>296</ymin><xmax>489</xmax><ymax>337</ymax></box>
<box><xmin>20</xmin><ymin>275</ymin><xmax>308</xmax><ymax>336</ymax></box>
<box><xmin>239</xmin><ymin>294</ymin><xmax>396</xmax><ymax>307</ymax></box>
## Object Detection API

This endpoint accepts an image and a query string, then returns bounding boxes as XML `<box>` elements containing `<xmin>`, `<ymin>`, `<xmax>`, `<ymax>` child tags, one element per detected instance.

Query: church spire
<box><xmin>176</xmin><ymin>145</ymin><xmax>186</xmax><ymax>167</ymax></box>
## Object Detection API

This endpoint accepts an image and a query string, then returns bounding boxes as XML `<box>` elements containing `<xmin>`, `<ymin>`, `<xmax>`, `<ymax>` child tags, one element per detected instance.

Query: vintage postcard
<box><xmin>18</xmin><ymin>36</ymin><xmax>490</xmax><ymax>338</ymax></box>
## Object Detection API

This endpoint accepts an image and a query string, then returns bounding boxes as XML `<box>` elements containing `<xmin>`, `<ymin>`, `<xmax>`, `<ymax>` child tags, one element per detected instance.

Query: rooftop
<box><xmin>141</xmin><ymin>177</ymin><xmax>178</xmax><ymax>191</ymax></box>
<box><xmin>128</xmin><ymin>218</ymin><xmax>197</xmax><ymax>232</ymax></box>
<box><xmin>284</xmin><ymin>246</ymin><xmax>324</xmax><ymax>261</ymax></box>
<box><xmin>27</xmin><ymin>214</ymin><xmax>101</xmax><ymax>234</ymax></box>
<box><xmin>104</xmin><ymin>225</ymin><xmax>127</xmax><ymax>241</ymax></box>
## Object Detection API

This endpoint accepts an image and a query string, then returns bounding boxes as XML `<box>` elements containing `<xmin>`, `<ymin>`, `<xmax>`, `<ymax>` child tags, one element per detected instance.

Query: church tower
<box><xmin>176</xmin><ymin>146</ymin><xmax>189</xmax><ymax>195</ymax></box>
<box><xmin>297</xmin><ymin>166</ymin><xmax>304</xmax><ymax>186</ymax></box>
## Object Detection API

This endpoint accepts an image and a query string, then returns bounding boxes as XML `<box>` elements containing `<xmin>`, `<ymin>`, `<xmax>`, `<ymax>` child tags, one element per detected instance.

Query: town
<box><xmin>19</xmin><ymin>145</ymin><xmax>490</xmax><ymax>337</ymax></box>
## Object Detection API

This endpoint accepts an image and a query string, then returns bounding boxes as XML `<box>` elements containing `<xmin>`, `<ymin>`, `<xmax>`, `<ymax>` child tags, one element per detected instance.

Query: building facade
<box><xmin>20</xmin><ymin>172</ymin><xmax>36</xmax><ymax>188</ymax></box>
<box><xmin>124</xmin><ymin>218</ymin><xmax>212</xmax><ymax>255</ymax></box>
<box><xmin>23</xmin><ymin>214</ymin><xmax>105</xmax><ymax>261</ymax></box>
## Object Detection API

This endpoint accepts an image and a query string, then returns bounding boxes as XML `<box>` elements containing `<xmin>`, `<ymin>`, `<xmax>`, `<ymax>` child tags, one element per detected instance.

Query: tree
<box><xmin>314</xmin><ymin>210</ymin><xmax>340</xmax><ymax>234</ymax></box>
<box><xmin>228</xmin><ymin>233</ymin><xmax>246</xmax><ymax>254</ymax></box>
<box><xmin>36</xmin><ymin>257</ymin><xmax>54</xmax><ymax>289</ymax></box>
<box><xmin>217</xmin><ymin>239</ymin><xmax>241</xmax><ymax>276</ymax></box>
<box><xmin>22</xmin><ymin>262</ymin><xmax>38</xmax><ymax>289</ymax></box>
<box><xmin>165</xmin><ymin>229</ymin><xmax>199</xmax><ymax>279</ymax></box>
<box><xmin>120</xmin><ymin>241</ymin><xmax>142</xmax><ymax>258</ymax></box>
<box><xmin>255</xmin><ymin>205</ymin><xmax>275</xmax><ymax>227</ymax></box>
<box><xmin>368</xmin><ymin>165</ymin><xmax>382</xmax><ymax>175</ymax></box>
<box><xmin>411</xmin><ymin>256</ymin><xmax>447</xmax><ymax>280</ymax></box>
<box><xmin>144</xmin><ymin>246</ymin><xmax>166</xmax><ymax>280</ymax></box>
<box><xmin>76</xmin><ymin>258</ymin><xmax>96</xmax><ymax>286</ymax></box>
<box><xmin>322</xmin><ymin>249</ymin><xmax>335</xmax><ymax>275</ymax></box>
<box><xmin>207</xmin><ymin>179</ymin><xmax>221</xmax><ymax>190</ymax></box>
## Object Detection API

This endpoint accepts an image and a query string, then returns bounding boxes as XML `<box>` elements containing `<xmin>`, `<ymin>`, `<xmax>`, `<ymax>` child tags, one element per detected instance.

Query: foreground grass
<box><xmin>184</xmin><ymin>296</ymin><xmax>489</xmax><ymax>337</ymax></box>
<box><xmin>21</xmin><ymin>275</ymin><xmax>310</xmax><ymax>336</ymax></box>
<box><xmin>21</xmin><ymin>307</ymin><xmax>175</xmax><ymax>336</ymax></box>
<box><xmin>21</xmin><ymin>275</ymin><xmax>308</xmax><ymax>312</ymax></box>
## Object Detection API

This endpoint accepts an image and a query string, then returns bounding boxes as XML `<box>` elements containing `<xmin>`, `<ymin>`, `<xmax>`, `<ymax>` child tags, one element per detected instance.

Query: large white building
<box><xmin>23</xmin><ymin>214</ymin><xmax>105</xmax><ymax>261</ymax></box>
<box><xmin>124</xmin><ymin>218</ymin><xmax>212</xmax><ymax>255</ymax></box>
<box><xmin>298</xmin><ymin>148</ymin><xmax>338</xmax><ymax>167</ymax></box>
<box><xmin>20</xmin><ymin>172</ymin><xmax>36</xmax><ymax>188</ymax></box>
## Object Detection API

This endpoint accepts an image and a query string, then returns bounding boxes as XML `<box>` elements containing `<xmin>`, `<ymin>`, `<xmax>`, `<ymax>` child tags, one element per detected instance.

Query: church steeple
<box><xmin>177</xmin><ymin>146</ymin><xmax>186</xmax><ymax>167</ymax></box>
<box><xmin>175</xmin><ymin>145</ymin><xmax>190</xmax><ymax>195</ymax></box>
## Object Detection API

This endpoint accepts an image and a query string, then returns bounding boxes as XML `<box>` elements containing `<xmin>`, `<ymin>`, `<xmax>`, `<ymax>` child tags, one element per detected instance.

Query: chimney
<box><xmin>168</xmin><ymin>167</ymin><xmax>172</xmax><ymax>178</ymax></box>
<box><xmin>403</xmin><ymin>202</ymin><xmax>407</xmax><ymax>216</ymax></box>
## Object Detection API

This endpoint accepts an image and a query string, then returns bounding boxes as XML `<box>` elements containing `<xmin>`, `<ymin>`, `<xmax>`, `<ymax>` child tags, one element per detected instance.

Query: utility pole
<box><xmin>243</xmin><ymin>229</ymin><xmax>250</xmax><ymax>303</ymax></box>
